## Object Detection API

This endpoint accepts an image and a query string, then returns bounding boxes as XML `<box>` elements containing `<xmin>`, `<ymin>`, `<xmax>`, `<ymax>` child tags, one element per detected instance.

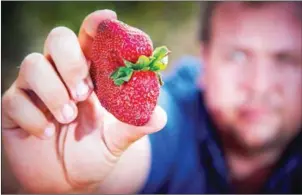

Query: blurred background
<box><xmin>2</xmin><ymin>1</ymin><xmax>204</xmax><ymax>94</ymax></box>
<box><xmin>2</xmin><ymin>1</ymin><xmax>205</xmax><ymax>193</ymax></box>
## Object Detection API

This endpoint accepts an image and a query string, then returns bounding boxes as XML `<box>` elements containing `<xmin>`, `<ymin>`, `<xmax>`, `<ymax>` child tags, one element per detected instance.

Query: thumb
<box><xmin>102</xmin><ymin>106</ymin><xmax>168</xmax><ymax>157</ymax></box>
<box><xmin>78</xmin><ymin>9</ymin><xmax>117</xmax><ymax>59</ymax></box>
<box><xmin>61</xmin><ymin>94</ymin><xmax>167</xmax><ymax>186</ymax></box>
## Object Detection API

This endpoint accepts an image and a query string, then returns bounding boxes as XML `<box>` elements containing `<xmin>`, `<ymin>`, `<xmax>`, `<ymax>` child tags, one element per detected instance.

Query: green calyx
<box><xmin>110</xmin><ymin>46</ymin><xmax>170</xmax><ymax>86</ymax></box>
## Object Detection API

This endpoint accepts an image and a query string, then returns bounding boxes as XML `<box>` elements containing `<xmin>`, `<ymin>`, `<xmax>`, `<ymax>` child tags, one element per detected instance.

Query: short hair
<box><xmin>199</xmin><ymin>1</ymin><xmax>302</xmax><ymax>44</ymax></box>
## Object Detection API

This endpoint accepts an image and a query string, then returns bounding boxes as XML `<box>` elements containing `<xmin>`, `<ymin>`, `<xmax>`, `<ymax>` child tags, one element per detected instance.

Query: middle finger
<box><xmin>44</xmin><ymin>26</ymin><xmax>93</xmax><ymax>102</ymax></box>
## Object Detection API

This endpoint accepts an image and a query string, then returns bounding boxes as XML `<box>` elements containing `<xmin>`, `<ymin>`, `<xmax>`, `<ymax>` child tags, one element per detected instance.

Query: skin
<box><xmin>2</xmin><ymin>2</ymin><xmax>301</xmax><ymax>194</ymax></box>
<box><xmin>202</xmin><ymin>2</ymin><xmax>302</xmax><ymax>193</ymax></box>
<box><xmin>2</xmin><ymin>10</ymin><xmax>167</xmax><ymax>193</ymax></box>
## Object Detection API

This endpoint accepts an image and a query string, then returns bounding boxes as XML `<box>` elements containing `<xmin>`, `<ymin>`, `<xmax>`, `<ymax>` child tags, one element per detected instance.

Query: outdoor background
<box><xmin>2</xmin><ymin>1</ymin><xmax>205</xmax><ymax>94</ymax></box>
<box><xmin>2</xmin><ymin>1</ymin><xmax>205</xmax><ymax>193</ymax></box>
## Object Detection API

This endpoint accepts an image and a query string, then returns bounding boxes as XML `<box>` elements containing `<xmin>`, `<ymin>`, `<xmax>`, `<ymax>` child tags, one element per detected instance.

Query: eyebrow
<box><xmin>219</xmin><ymin>42</ymin><xmax>301</xmax><ymax>55</ymax></box>
<box><xmin>217</xmin><ymin>43</ymin><xmax>253</xmax><ymax>54</ymax></box>
<box><xmin>272</xmin><ymin>50</ymin><xmax>302</xmax><ymax>61</ymax></box>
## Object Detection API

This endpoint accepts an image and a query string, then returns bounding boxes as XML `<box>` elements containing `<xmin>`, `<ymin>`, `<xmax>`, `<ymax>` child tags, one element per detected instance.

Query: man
<box><xmin>2</xmin><ymin>1</ymin><xmax>301</xmax><ymax>193</ymax></box>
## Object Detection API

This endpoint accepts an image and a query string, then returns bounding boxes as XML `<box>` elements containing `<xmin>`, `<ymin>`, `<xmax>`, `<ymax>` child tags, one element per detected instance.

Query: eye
<box><xmin>228</xmin><ymin>50</ymin><xmax>247</xmax><ymax>64</ymax></box>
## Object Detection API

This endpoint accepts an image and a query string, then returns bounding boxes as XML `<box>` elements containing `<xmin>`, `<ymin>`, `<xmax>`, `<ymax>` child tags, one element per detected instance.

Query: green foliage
<box><xmin>2</xmin><ymin>1</ymin><xmax>201</xmax><ymax>93</ymax></box>
<box><xmin>110</xmin><ymin>46</ymin><xmax>169</xmax><ymax>86</ymax></box>
<box><xmin>17</xmin><ymin>2</ymin><xmax>199</xmax><ymax>42</ymax></box>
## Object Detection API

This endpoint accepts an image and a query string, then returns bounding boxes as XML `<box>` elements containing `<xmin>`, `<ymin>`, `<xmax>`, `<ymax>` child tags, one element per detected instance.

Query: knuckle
<box><xmin>46</xmin><ymin>27</ymin><xmax>87</xmax><ymax>79</ymax></box>
<box><xmin>20</xmin><ymin>52</ymin><xmax>44</xmax><ymax>79</ymax></box>
<box><xmin>2</xmin><ymin>88</ymin><xmax>18</xmax><ymax>114</ymax></box>
<box><xmin>49</xmin><ymin>26</ymin><xmax>74</xmax><ymax>37</ymax></box>
<box><xmin>22</xmin><ymin>52</ymin><xmax>44</xmax><ymax>66</ymax></box>
<box><xmin>46</xmin><ymin>26</ymin><xmax>76</xmax><ymax>48</ymax></box>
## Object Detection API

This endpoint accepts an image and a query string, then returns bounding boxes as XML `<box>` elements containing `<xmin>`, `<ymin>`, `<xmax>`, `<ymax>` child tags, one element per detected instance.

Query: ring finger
<box><xmin>17</xmin><ymin>52</ymin><xmax>78</xmax><ymax>124</ymax></box>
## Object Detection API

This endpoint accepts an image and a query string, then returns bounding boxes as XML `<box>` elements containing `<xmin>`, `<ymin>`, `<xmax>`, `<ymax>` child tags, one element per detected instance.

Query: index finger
<box><xmin>78</xmin><ymin>9</ymin><xmax>117</xmax><ymax>59</ymax></box>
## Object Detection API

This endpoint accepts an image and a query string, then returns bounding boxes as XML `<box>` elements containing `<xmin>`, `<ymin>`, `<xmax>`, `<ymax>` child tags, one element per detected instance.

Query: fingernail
<box><xmin>43</xmin><ymin>124</ymin><xmax>55</xmax><ymax>138</ymax></box>
<box><xmin>86</xmin><ymin>17</ymin><xmax>99</xmax><ymax>37</ymax></box>
<box><xmin>85</xmin><ymin>10</ymin><xmax>117</xmax><ymax>36</ymax></box>
<box><xmin>76</xmin><ymin>80</ymin><xmax>89</xmax><ymax>98</ymax></box>
<box><xmin>62</xmin><ymin>103</ymin><xmax>75</xmax><ymax>122</ymax></box>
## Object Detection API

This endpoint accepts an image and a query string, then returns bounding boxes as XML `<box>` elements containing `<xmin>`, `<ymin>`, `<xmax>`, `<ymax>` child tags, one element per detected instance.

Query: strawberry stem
<box><xmin>110</xmin><ymin>46</ymin><xmax>170</xmax><ymax>86</ymax></box>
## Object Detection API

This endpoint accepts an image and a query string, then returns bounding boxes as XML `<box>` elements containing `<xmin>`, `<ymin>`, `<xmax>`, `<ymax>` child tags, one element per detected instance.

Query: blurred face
<box><xmin>202</xmin><ymin>2</ymin><xmax>302</xmax><ymax>152</ymax></box>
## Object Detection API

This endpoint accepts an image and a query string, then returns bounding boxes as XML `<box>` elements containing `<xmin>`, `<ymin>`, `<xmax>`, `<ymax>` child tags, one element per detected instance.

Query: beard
<box><xmin>221</xmin><ymin>125</ymin><xmax>288</xmax><ymax>157</ymax></box>
<box><xmin>203</xmin><ymin>86</ymin><xmax>302</xmax><ymax>157</ymax></box>
<box><xmin>209</xmin><ymin>106</ymin><xmax>299</xmax><ymax>158</ymax></box>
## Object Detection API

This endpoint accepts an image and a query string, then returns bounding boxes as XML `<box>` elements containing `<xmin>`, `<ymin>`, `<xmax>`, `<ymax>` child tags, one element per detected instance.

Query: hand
<box><xmin>2</xmin><ymin>10</ymin><xmax>167</xmax><ymax>193</ymax></box>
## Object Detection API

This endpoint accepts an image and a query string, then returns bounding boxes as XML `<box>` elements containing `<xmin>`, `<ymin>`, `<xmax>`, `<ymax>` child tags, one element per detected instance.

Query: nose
<box><xmin>244</xmin><ymin>59</ymin><xmax>275</xmax><ymax>95</ymax></box>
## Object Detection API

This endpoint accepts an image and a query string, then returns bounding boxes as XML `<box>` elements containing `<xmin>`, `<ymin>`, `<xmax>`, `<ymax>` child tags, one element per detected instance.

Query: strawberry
<box><xmin>90</xmin><ymin>19</ymin><xmax>170</xmax><ymax>126</ymax></box>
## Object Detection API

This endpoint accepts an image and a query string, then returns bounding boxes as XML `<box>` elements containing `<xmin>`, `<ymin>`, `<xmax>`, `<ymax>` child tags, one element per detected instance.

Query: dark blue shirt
<box><xmin>140</xmin><ymin>56</ymin><xmax>302</xmax><ymax>193</ymax></box>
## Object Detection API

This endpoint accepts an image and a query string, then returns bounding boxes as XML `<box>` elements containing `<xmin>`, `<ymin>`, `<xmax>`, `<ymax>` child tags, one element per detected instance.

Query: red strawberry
<box><xmin>90</xmin><ymin>19</ymin><xmax>170</xmax><ymax>126</ymax></box>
